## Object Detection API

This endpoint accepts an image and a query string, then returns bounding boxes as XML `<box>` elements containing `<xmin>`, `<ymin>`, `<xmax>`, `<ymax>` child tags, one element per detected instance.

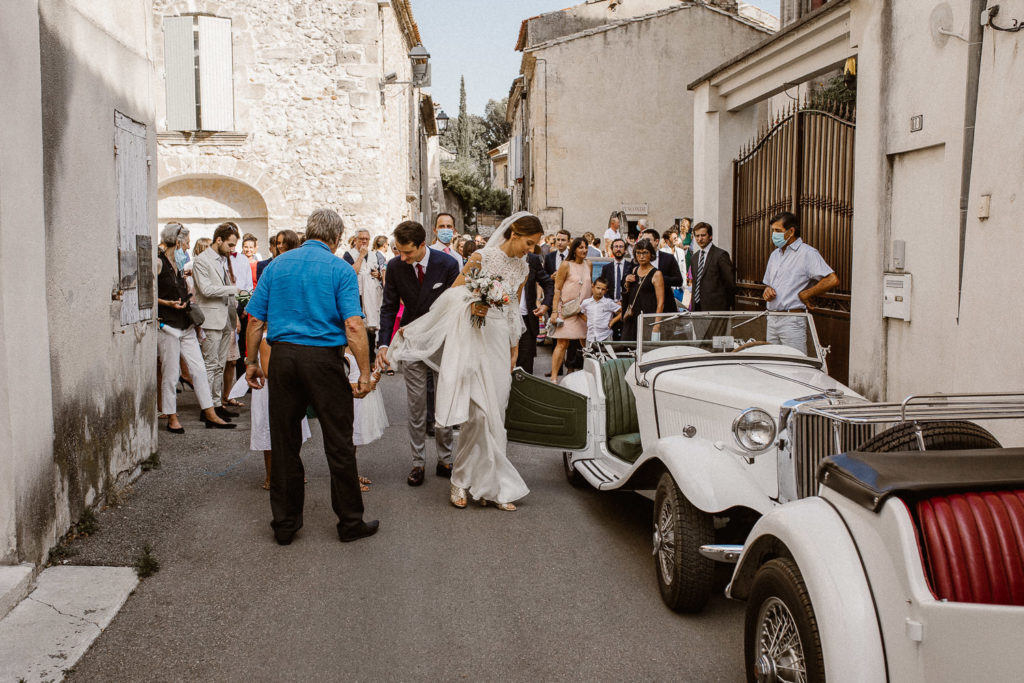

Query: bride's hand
<box><xmin>471</xmin><ymin>302</ymin><xmax>490</xmax><ymax>317</ymax></box>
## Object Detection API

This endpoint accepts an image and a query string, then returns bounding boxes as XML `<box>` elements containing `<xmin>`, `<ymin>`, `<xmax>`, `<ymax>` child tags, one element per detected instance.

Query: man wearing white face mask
<box><xmin>763</xmin><ymin>211</ymin><xmax>839</xmax><ymax>352</ymax></box>
<box><xmin>429</xmin><ymin>213</ymin><xmax>458</xmax><ymax>256</ymax></box>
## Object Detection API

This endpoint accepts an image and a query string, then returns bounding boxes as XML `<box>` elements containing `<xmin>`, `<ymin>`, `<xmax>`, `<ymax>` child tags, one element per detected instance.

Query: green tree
<box><xmin>482</xmin><ymin>97</ymin><xmax>511</xmax><ymax>151</ymax></box>
<box><xmin>438</xmin><ymin>78</ymin><xmax>511</xmax><ymax>222</ymax></box>
<box><xmin>456</xmin><ymin>76</ymin><xmax>471</xmax><ymax>160</ymax></box>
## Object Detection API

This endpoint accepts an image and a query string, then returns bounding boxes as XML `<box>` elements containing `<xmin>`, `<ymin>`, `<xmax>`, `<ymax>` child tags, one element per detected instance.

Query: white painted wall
<box><xmin>0</xmin><ymin>0</ymin><xmax>158</xmax><ymax>565</ymax></box>
<box><xmin>0</xmin><ymin>2</ymin><xmax>57</xmax><ymax>565</ymax></box>
<box><xmin>848</xmin><ymin>0</ymin><xmax>1024</xmax><ymax>414</ymax></box>
<box><xmin>521</xmin><ymin>4</ymin><xmax>769</xmax><ymax>235</ymax></box>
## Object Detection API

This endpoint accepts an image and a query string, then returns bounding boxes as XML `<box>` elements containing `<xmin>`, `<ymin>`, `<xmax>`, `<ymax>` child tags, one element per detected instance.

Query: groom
<box><xmin>375</xmin><ymin>220</ymin><xmax>461</xmax><ymax>486</ymax></box>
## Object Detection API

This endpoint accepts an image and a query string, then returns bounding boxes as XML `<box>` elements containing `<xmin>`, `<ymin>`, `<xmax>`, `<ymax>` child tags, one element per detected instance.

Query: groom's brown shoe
<box><xmin>435</xmin><ymin>462</ymin><xmax>452</xmax><ymax>479</ymax></box>
<box><xmin>407</xmin><ymin>467</ymin><xmax>425</xmax><ymax>486</ymax></box>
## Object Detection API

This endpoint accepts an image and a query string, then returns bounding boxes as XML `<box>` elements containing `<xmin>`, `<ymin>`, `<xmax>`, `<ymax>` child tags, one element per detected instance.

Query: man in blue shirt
<box><xmin>245</xmin><ymin>208</ymin><xmax>378</xmax><ymax>545</ymax></box>
<box><xmin>763</xmin><ymin>211</ymin><xmax>839</xmax><ymax>353</ymax></box>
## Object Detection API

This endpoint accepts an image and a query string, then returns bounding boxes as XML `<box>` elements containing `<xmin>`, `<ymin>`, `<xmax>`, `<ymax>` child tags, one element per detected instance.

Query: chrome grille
<box><xmin>792</xmin><ymin>414</ymin><xmax>875</xmax><ymax>499</ymax></box>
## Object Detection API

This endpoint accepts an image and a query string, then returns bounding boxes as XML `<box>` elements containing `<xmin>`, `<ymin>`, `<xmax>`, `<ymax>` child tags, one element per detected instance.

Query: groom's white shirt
<box><xmin>414</xmin><ymin>245</ymin><xmax>431</xmax><ymax>271</ymax></box>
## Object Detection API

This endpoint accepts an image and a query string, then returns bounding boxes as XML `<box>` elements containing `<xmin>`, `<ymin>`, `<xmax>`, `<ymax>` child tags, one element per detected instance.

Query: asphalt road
<box><xmin>66</xmin><ymin>348</ymin><xmax>746</xmax><ymax>681</ymax></box>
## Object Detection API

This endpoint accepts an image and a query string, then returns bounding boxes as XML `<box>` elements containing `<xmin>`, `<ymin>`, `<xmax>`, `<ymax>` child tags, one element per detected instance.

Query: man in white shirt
<box><xmin>581</xmin><ymin>278</ymin><xmax>620</xmax><ymax>344</ymax></box>
<box><xmin>428</xmin><ymin>213</ymin><xmax>458</xmax><ymax>257</ymax></box>
<box><xmin>602</xmin><ymin>215</ymin><xmax>622</xmax><ymax>256</ymax></box>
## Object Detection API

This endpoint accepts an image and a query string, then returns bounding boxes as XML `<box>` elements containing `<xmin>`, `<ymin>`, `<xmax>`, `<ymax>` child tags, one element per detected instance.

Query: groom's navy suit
<box><xmin>378</xmin><ymin>250</ymin><xmax>460</xmax><ymax>347</ymax></box>
<box><xmin>378</xmin><ymin>248</ymin><xmax>460</xmax><ymax>475</ymax></box>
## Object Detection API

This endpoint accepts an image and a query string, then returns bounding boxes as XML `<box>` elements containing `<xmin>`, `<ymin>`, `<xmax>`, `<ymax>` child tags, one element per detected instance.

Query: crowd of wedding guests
<box><xmin>155</xmin><ymin>210</ymin><xmax>735</xmax><ymax>490</ymax></box>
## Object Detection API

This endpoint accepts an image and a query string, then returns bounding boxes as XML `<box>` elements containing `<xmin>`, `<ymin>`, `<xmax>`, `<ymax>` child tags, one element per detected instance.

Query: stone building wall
<box><xmin>153</xmin><ymin>0</ymin><xmax>434</xmax><ymax>247</ymax></box>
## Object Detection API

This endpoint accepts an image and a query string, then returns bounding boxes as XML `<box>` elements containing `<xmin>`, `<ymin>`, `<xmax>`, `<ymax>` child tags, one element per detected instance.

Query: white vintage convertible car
<box><xmin>506</xmin><ymin>310</ymin><xmax>858</xmax><ymax>612</ymax></box>
<box><xmin>727</xmin><ymin>396</ymin><xmax>1024</xmax><ymax>682</ymax></box>
<box><xmin>505</xmin><ymin>312</ymin><xmax>1024</xmax><ymax>681</ymax></box>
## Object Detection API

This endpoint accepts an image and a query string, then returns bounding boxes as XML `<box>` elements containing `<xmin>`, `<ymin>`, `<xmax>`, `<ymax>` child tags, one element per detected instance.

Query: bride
<box><xmin>387</xmin><ymin>212</ymin><xmax>544</xmax><ymax>511</ymax></box>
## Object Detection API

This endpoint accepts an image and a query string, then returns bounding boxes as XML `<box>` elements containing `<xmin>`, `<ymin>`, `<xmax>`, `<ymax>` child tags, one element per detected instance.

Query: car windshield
<box><xmin>637</xmin><ymin>311</ymin><xmax>824</xmax><ymax>364</ymax></box>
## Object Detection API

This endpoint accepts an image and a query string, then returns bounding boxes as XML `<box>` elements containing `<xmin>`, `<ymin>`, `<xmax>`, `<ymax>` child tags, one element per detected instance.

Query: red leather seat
<box><xmin>916</xmin><ymin>490</ymin><xmax>1024</xmax><ymax>606</ymax></box>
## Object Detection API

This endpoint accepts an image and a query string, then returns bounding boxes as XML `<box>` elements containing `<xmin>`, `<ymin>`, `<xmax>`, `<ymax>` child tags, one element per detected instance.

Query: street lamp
<box><xmin>436</xmin><ymin>109</ymin><xmax>449</xmax><ymax>133</ymax></box>
<box><xmin>379</xmin><ymin>43</ymin><xmax>432</xmax><ymax>90</ymax></box>
<box><xmin>409</xmin><ymin>43</ymin><xmax>430</xmax><ymax>87</ymax></box>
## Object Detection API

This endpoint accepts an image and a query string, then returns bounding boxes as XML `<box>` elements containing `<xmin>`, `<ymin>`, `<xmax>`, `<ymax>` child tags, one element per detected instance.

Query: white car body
<box><xmin>509</xmin><ymin>311</ymin><xmax>1024</xmax><ymax>679</ymax></box>
<box><xmin>729</xmin><ymin>450</ymin><xmax>1024</xmax><ymax>682</ymax></box>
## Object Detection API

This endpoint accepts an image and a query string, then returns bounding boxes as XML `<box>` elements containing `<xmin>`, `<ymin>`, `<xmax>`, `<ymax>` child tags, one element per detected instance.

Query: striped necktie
<box><xmin>694</xmin><ymin>249</ymin><xmax>705</xmax><ymax>304</ymax></box>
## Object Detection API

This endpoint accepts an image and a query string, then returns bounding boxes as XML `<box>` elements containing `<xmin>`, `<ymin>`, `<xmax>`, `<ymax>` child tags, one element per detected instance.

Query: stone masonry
<box><xmin>153</xmin><ymin>0</ymin><xmax>434</xmax><ymax>242</ymax></box>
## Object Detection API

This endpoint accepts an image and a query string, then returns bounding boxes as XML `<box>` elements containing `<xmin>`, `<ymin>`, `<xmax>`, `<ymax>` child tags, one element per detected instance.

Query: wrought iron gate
<box><xmin>732</xmin><ymin>100</ymin><xmax>855</xmax><ymax>383</ymax></box>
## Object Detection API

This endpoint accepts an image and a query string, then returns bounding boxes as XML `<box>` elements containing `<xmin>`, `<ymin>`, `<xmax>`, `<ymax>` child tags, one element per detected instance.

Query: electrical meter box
<box><xmin>883</xmin><ymin>273</ymin><xmax>912</xmax><ymax>321</ymax></box>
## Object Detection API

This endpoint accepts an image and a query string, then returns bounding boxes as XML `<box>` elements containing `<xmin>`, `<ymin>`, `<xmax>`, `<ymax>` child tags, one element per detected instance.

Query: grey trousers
<box><xmin>200</xmin><ymin>323</ymin><xmax>233</xmax><ymax>408</ymax></box>
<box><xmin>402</xmin><ymin>360</ymin><xmax>453</xmax><ymax>467</ymax></box>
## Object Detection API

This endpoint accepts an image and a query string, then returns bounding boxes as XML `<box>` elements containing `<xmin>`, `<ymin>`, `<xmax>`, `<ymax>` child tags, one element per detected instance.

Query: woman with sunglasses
<box><xmin>612</xmin><ymin>238</ymin><xmax>665</xmax><ymax>342</ymax></box>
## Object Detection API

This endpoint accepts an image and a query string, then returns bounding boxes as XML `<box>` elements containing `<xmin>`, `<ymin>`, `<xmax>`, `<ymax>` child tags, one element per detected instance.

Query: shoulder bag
<box><xmin>187</xmin><ymin>304</ymin><xmax>205</xmax><ymax>327</ymax></box>
<box><xmin>622</xmin><ymin>269</ymin><xmax>653</xmax><ymax>320</ymax></box>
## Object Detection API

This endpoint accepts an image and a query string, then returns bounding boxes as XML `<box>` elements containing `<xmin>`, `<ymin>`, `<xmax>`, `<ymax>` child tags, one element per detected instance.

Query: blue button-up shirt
<box><xmin>245</xmin><ymin>240</ymin><xmax>363</xmax><ymax>346</ymax></box>
<box><xmin>763</xmin><ymin>238</ymin><xmax>833</xmax><ymax>311</ymax></box>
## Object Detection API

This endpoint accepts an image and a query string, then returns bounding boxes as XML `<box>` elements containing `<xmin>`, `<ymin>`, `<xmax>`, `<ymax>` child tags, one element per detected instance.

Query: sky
<box><xmin>412</xmin><ymin>0</ymin><xmax>780</xmax><ymax>117</ymax></box>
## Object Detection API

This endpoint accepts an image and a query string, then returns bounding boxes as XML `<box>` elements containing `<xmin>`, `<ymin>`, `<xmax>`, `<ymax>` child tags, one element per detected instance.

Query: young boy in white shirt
<box><xmin>581</xmin><ymin>277</ymin><xmax>621</xmax><ymax>344</ymax></box>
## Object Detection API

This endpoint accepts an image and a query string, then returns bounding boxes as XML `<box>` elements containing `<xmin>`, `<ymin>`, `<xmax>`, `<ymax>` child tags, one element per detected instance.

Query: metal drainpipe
<box><xmin>956</xmin><ymin>0</ymin><xmax>987</xmax><ymax>323</ymax></box>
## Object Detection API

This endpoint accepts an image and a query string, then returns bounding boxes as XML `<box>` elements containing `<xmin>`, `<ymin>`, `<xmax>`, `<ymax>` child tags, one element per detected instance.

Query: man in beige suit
<box><xmin>192</xmin><ymin>223</ymin><xmax>241</xmax><ymax>420</ymax></box>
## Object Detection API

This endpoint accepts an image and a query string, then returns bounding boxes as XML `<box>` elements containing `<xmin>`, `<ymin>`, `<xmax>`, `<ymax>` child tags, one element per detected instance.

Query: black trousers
<box><xmin>517</xmin><ymin>314</ymin><xmax>539</xmax><ymax>374</ymax></box>
<box><xmin>268</xmin><ymin>343</ymin><xmax>364</xmax><ymax>537</ymax></box>
<box><xmin>566</xmin><ymin>339</ymin><xmax>584</xmax><ymax>370</ymax></box>
<box><xmin>235</xmin><ymin>305</ymin><xmax>248</xmax><ymax>376</ymax></box>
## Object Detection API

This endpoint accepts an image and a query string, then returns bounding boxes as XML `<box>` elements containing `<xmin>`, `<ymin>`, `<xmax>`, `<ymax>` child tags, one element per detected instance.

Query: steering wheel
<box><xmin>732</xmin><ymin>340</ymin><xmax>771</xmax><ymax>352</ymax></box>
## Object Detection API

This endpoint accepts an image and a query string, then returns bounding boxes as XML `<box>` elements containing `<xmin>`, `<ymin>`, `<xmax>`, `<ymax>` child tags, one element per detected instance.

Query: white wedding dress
<box><xmin>388</xmin><ymin>246</ymin><xmax>530</xmax><ymax>504</ymax></box>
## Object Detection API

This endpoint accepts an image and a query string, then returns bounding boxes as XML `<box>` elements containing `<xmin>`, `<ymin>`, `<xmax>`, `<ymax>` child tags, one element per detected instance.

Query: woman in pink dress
<box><xmin>550</xmin><ymin>237</ymin><xmax>592</xmax><ymax>381</ymax></box>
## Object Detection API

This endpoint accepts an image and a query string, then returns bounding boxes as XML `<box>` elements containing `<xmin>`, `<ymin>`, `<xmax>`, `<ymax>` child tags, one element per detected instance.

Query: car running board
<box><xmin>572</xmin><ymin>458</ymin><xmax>622</xmax><ymax>490</ymax></box>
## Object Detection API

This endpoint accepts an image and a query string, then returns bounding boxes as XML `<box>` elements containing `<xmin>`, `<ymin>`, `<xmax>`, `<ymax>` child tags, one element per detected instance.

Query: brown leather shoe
<box><xmin>407</xmin><ymin>467</ymin><xmax>425</xmax><ymax>486</ymax></box>
<box><xmin>435</xmin><ymin>462</ymin><xmax>452</xmax><ymax>479</ymax></box>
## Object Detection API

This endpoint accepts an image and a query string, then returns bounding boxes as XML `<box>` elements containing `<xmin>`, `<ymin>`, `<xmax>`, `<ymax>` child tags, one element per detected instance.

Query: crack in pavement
<box><xmin>27</xmin><ymin>596</ymin><xmax>103</xmax><ymax>630</ymax></box>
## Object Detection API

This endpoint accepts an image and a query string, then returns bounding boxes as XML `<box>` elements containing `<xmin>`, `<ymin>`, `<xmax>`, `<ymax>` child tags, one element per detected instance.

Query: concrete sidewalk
<box><xmin>0</xmin><ymin>566</ymin><xmax>137</xmax><ymax>682</ymax></box>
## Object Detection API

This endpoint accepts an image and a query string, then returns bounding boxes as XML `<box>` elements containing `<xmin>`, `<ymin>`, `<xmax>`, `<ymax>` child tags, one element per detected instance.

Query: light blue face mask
<box><xmin>174</xmin><ymin>247</ymin><xmax>189</xmax><ymax>270</ymax></box>
<box><xmin>771</xmin><ymin>232</ymin><xmax>788</xmax><ymax>249</ymax></box>
<box><xmin>437</xmin><ymin>228</ymin><xmax>454</xmax><ymax>244</ymax></box>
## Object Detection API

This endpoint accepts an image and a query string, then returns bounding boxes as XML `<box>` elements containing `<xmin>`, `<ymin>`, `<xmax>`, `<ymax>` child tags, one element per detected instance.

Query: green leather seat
<box><xmin>601</xmin><ymin>358</ymin><xmax>642</xmax><ymax>463</ymax></box>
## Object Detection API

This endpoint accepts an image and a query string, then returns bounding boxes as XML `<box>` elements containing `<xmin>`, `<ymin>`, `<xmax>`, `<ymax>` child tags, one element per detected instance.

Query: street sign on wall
<box><xmin>620</xmin><ymin>203</ymin><xmax>648</xmax><ymax>215</ymax></box>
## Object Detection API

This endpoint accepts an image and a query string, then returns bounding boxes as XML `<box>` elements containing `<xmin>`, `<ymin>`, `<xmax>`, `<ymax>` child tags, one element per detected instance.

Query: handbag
<box><xmin>561</xmin><ymin>298</ymin><xmax>582</xmax><ymax>318</ymax></box>
<box><xmin>622</xmin><ymin>269</ymin><xmax>653</xmax><ymax>319</ymax></box>
<box><xmin>187</xmin><ymin>304</ymin><xmax>205</xmax><ymax>327</ymax></box>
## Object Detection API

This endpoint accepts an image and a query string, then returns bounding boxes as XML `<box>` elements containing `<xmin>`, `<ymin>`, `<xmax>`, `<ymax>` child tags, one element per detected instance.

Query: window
<box><xmin>163</xmin><ymin>15</ymin><xmax>234</xmax><ymax>131</ymax></box>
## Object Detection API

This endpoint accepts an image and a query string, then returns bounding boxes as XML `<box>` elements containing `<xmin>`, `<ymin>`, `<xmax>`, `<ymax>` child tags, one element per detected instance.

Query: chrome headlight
<box><xmin>732</xmin><ymin>408</ymin><xmax>777</xmax><ymax>452</ymax></box>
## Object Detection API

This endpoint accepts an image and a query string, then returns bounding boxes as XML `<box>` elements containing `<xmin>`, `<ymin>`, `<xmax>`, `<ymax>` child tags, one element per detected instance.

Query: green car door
<box><xmin>505</xmin><ymin>368</ymin><xmax>589</xmax><ymax>450</ymax></box>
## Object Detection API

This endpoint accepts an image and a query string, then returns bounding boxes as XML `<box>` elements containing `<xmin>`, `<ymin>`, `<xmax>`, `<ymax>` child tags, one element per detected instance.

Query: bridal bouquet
<box><xmin>464</xmin><ymin>270</ymin><xmax>511</xmax><ymax>328</ymax></box>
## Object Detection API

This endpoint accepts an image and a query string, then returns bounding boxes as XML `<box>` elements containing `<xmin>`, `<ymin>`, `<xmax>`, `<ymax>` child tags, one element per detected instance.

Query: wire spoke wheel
<box><xmin>652</xmin><ymin>473</ymin><xmax>714</xmax><ymax>613</ymax></box>
<box><xmin>655</xmin><ymin>496</ymin><xmax>677</xmax><ymax>584</ymax></box>
<box><xmin>755</xmin><ymin>597</ymin><xmax>806</xmax><ymax>683</ymax></box>
<box><xmin>745</xmin><ymin>558</ymin><xmax>825</xmax><ymax>683</ymax></box>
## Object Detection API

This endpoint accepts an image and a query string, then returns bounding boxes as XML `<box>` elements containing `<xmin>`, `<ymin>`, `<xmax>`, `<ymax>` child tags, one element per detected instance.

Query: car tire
<box><xmin>652</xmin><ymin>472</ymin><xmax>714</xmax><ymax>613</ymax></box>
<box><xmin>744</xmin><ymin>557</ymin><xmax>825</xmax><ymax>683</ymax></box>
<box><xmin>563</xmin><ymin>451</ymin><xmax>585</xmax><ymax>488</ymax></box>
<box><xmin>857</xmin><ymin>420</ymin><xmax>1001</xmax><ymax>452</ymax></box>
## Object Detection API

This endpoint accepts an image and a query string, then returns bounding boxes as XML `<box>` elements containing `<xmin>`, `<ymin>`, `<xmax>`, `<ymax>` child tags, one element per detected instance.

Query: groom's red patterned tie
<box><xmin>416</xmin><ymin>263</ymin><xmax>424</xmax><ymax>285</ymax></box>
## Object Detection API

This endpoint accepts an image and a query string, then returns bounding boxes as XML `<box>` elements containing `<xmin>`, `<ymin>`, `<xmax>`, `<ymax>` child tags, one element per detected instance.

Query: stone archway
<box><xmin>158</xmin><ymin>175</ymin><xmax>271</xmax><ymax>257</ymax></box>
